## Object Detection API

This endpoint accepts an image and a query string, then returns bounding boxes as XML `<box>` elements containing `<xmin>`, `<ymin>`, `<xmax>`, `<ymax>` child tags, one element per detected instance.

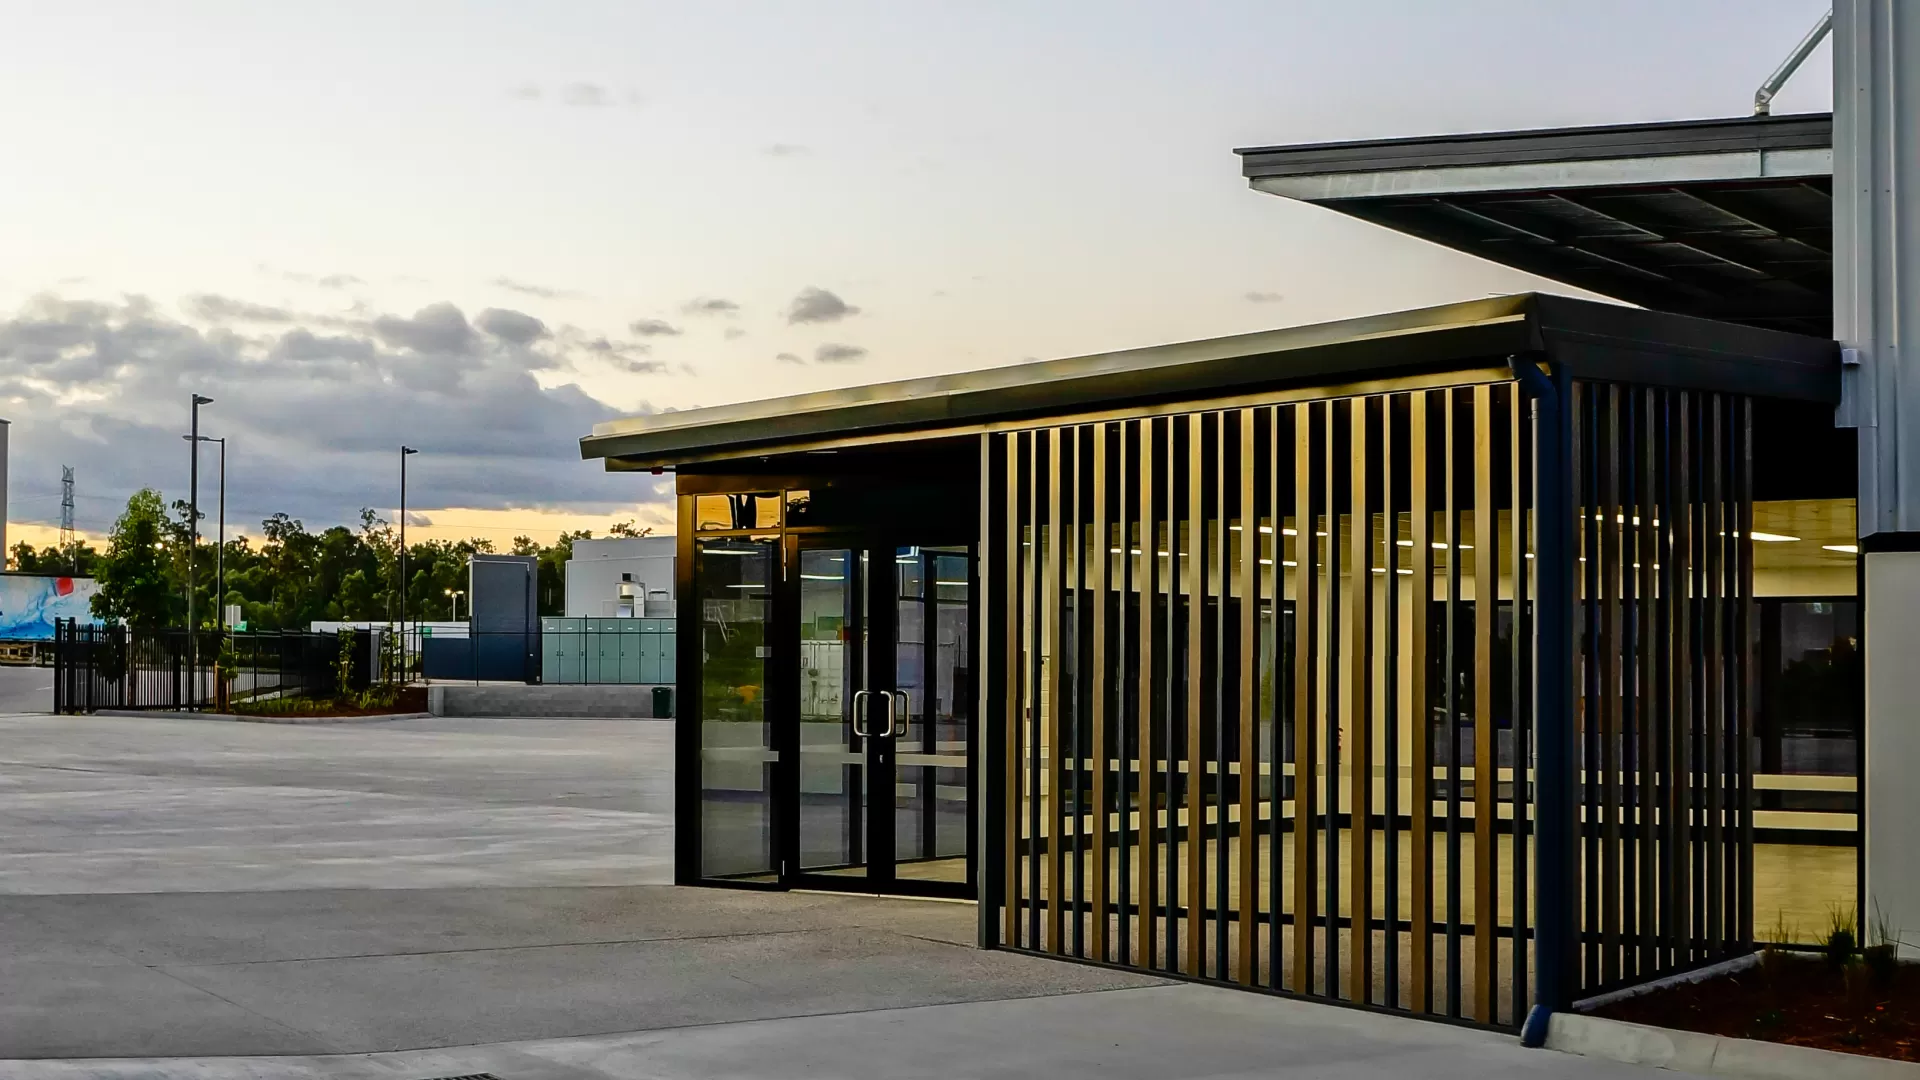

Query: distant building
<box><xmin>564</xmin><ymin>536</ymin><xmax>674</xmax><ymax>618</ymax></box>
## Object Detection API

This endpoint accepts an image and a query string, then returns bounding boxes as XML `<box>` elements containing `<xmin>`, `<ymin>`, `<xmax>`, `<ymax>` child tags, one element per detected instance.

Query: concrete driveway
<box><xmin>0</xmin><ymin>711</ymin><xmax>1647</xmax><ymax>1078</ymax></box>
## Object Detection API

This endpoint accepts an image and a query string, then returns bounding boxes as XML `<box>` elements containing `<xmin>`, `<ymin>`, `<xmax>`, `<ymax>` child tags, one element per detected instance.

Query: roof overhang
<box><xmin>581</xmin><ymin>293</ymin><xmax>1837</xmax><ymax>470</ymax></box>
<box><xmin>1237</xmin><ymin>113</ymin><xmax>1834</xmax><ymax>336</ymax></box>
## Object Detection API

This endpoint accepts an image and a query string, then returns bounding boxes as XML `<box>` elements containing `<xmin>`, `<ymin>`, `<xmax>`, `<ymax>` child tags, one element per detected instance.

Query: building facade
<box><xmin>578</xmin><ymin>5</ymin><xmax>1914</xmax><ymax>1031</ymax></box>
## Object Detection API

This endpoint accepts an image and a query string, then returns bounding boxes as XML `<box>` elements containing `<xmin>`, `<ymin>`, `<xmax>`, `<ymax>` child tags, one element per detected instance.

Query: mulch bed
<box><xmin>1595</xmin><ymin>951</ymin><xmax>1920</xmax><ymax>1062</ymax></box>
<box><xmin>229</xmin><ymin>686</ymin><xmax>428</xmax><ymax>718</ymax></box>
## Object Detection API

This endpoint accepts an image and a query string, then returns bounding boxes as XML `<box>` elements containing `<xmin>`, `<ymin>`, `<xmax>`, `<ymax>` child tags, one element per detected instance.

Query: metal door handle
<box><xmin>851</xmin><ymin>689</ymin><xmax>874</xmax><ymax>738</ymax></box>
<box><xmin>890</xmin><ymin>690</ymin><xmax>910</xmax><ymax>739</ymax></box>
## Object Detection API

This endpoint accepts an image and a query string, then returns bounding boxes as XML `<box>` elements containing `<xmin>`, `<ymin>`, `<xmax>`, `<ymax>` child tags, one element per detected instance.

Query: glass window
<box><xmin>1761</xmin><ymin>599</ymin><xmax>1861</xmax><ymax>779</ymax></box>
<box><xmin>697</xmin><ymin>535</ymin><xmax>777</xmax><ymax>878</ymax></box>
<box><xmin>785</xmin><ymin>489</ymin><xmax>813</xmax><ymax>527</ymax></box>
<box><xmin>695</xmin><ymin>493</ymin><xmax>781</xmax><ymax>531</ymax></box>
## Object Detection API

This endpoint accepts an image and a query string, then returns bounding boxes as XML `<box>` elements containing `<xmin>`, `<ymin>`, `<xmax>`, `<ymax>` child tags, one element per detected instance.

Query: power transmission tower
<box><xmin>60</xmin><ymin>466</ymin><xmax>76</xmax><ymax>571</ymax></box>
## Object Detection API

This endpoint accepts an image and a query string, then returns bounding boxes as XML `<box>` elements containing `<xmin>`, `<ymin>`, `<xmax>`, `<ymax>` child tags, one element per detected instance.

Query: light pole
<box><xmin>184</xmin><ymin>435</ymin><xmax>227</xmax><ymax>625</ymax></box>
<box><xmin>399</xmin><ymin>445</ymin><xmax>418</xmax><ymax>680</ymax></box>
<box><xmin>187</xmin><ymin>394</ymin><xmax>212</xmax><ymax>702</ymax></box>
<box><xmin>445</xmin><ymin>588</ymin><xmax>464</xmax><ymax>622</ymax></box>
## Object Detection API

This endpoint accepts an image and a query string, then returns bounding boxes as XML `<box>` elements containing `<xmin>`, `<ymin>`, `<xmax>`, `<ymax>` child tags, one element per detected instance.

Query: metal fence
<box><xmin>978</xmin><ymin>376</ymin><xmax>1754</xmax><ymax>1029</ymax></box>
<box><xmin>52</xmin><ymin>621</ymin><xmax>348</xmax><ymax>714</ymax></box>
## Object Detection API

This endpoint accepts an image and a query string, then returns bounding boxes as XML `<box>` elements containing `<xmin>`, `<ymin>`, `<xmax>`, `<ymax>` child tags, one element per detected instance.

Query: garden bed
<box><xmin>229</xmin><ymin>686</ymin><xmax>429</xmax><ymax>718</ymax></box>
<box><xmin>1595</xmin><ymin>950</ymin><xmax>1920</xmax><ymax>1062</ymax></box>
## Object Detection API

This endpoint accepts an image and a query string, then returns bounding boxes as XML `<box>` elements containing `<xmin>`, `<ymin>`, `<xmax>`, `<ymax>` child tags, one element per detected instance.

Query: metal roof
<box><xmin>581</xmin><ymin>293</ymin><xmax>1836</xmax><ymax>470</ymax></box>
<box><xmin>1237</xmin><ymin>114</ymin><xmax>1834</xmax><ymax>337</ymax></box>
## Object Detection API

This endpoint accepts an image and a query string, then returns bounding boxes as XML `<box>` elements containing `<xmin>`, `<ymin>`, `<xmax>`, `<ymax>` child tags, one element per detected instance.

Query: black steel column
<box><xmin>1512</xmin><ymin>354</ymin><xmax>1576</xmax><ymax>1042</ymax></box>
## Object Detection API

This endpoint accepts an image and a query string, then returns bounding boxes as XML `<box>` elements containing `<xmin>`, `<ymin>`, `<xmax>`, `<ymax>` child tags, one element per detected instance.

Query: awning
<box><xmin>1236</xmin><ymin>113</ymin><xmax>1833</xmax><ymax>337</ymax></box>
<box><xmin>581</xmin><ymin>293</ymin><xmax>1836</xmax><ymax>470</ymax></box>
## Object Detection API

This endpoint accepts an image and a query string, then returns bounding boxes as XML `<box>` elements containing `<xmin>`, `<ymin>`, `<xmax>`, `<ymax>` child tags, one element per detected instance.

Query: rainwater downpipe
<box><xmin>1510</xmin><ymin>354</ymin><xmax>1577</xmax><ymax>1047</ymax></box>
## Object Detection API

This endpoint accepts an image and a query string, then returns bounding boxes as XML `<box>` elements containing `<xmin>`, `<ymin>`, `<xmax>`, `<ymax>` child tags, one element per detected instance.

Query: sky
<box><xmin>0</xmin><ymin>0</ymin><xmax>1837</xmax><ymax>550</ymax></box>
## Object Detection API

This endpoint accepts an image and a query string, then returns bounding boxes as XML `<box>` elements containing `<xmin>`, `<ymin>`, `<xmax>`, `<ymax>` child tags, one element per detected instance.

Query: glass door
<box><xmin>889</xmin><ymin>545</ymin><xmax>972</xmax><ymax>893</ymax></box>
<box><xmin>783</xmin><ymin>535</ymin><xmax>973</xmax><ymax>898</ymax></box>
<box><xmin>791</xmin><ymin>540</ymin><xmax>874</xmax><ymax>883</ymax></box>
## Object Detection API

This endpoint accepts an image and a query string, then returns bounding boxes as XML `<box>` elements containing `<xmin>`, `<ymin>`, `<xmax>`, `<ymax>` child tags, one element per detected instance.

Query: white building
<box><xmin>564</xmin><ymin>536</ymin><xmax>675</xmax><ymax>618</ymax></box>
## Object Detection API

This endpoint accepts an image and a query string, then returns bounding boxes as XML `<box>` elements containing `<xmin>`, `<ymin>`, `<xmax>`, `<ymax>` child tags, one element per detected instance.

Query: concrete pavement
<box><xmin>0</xmin><ymin>983</ymin><xmax>1651</xmax><ymax>1079</ymax></box>
<box><xmin>0</xmin><ymin>710</ymin><xmax>1652</xmax><ymax>1077</ymax></box>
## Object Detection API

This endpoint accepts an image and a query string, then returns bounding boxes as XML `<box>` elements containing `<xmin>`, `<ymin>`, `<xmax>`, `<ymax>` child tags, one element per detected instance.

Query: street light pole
<box><xmin>183</xmin><ymin>435</ymin><xmax>228</xmax><ymax>625</ymax></box>
<box><xmin>187</xmin><ymin>394</ymin><xmax>213</xmax><ymax>705</ymax></box>
<box><xmin>216</xmin><ymin>436</ymin><xmax>226</xmax><ymax>623</ymax></box>
<box><xmin>400</xmin><ymin>446</ymin><xmax>418</xmax><ymax>681</ymax></box>
<box><xmin>445</xmin><ymin>588</ymin><xmax>464</xmax><ymax>622</ymax></box>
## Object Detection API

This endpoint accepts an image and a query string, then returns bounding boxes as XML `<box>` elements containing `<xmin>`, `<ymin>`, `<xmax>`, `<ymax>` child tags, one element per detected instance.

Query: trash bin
<box><xmin>652</xmin><ymin>685</ymin><xmax>674</xmax><ymax>719</ymax></box>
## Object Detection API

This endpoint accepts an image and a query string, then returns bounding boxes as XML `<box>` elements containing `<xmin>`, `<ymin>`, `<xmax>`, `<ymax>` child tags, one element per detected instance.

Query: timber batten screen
<box><xmin>980</xmin><ymin>379</ymin><xmax>1756</xmax><ymax>1026</ymax></box>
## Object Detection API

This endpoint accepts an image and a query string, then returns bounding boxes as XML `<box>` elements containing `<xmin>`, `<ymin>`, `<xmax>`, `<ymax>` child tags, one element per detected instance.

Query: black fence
<box><xmin>52</xmin><ymin>621</ymin><xmax>353</xmax><ymax>714</ymax></box>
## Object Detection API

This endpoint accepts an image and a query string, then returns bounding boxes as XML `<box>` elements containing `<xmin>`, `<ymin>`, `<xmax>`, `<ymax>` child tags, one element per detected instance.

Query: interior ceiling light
<box><xmin>1823</xmin><ymin>544</ymin><xmax>1860</xmax><ymax>554</ymax></box>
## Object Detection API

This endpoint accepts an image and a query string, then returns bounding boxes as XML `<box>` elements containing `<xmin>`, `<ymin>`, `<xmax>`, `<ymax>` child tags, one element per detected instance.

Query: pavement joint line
<box><xmin>143</xmin><ymin>925</ymin><xmax>842</xmax><ymax>967</ymax></box>
<box><xmin>0</xmin><ymin>770</ymin><xmax>668</xmax><ymax>816</ymax></box>
<box><xmin>142</xmin><ymin>963</ymin><xmax>345</xmax><ymax>1054</ymax></box>
<box><xmin>219</xmin><ymin>977</ymin><xmax>1187</xmax><ymax>1059</ymax></box>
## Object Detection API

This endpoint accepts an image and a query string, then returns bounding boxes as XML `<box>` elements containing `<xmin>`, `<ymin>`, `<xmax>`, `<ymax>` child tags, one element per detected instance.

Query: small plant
<box><xmin>1864</xmin><ymin>901</ymin><xmax>1902</xmax><ymax>991</ymax></box>
<box><xmin>1825</xmin><ymin>904</ymin><xmax>1859</xmax><ymax>971</ymax></box>
<box><xmin>334</xmin><ymin>630</ymin><xmax>356</xmax><ymax>705</ymax></box>
<box><xmin>1844</xmin><ymin>958</ymin><xmax>1876</xmax><ymax>1007</ymax></box>
<box><xmin>1759</xmin><ymin>910</ymin><xmax>1797</xmax><ymax>985</ymax></box>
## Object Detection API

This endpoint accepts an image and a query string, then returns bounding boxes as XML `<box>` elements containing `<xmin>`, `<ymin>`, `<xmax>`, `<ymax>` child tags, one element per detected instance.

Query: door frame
<box><xmin>776</xmin><ymin>529</ymin><xmax>977</xmax><ymax>899</ymax></box>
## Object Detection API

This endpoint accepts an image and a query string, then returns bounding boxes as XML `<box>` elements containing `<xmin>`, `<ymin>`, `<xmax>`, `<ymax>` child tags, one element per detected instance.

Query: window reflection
<box><xmin>697</xmin><ymin>536</ymin><xmax>776</xmax><ymax>878</ymax></box>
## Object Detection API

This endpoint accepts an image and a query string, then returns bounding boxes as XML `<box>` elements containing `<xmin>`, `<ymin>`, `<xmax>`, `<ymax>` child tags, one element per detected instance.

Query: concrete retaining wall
<box><xmin>427</xmin><ymin>683</ymin><xmax>673</xmax><ymax>719</ymax></box>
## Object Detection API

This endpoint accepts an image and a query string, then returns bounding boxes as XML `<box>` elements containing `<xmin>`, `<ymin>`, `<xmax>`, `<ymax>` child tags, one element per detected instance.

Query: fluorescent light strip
<box><xmin>1824</xmin><ymin>544</ymin><xmax>1860</xmax><ymax>554</ymax></box>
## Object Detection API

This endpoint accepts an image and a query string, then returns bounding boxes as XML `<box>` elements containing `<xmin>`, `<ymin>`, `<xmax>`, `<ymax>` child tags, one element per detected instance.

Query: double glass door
<box><xmin>788</xmin><ymin>535</ymin><xmax>972</xmax><ymax>897</ymax></box>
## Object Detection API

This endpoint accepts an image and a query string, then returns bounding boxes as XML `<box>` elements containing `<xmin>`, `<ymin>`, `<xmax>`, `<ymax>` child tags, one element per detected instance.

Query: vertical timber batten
<box><xmin>972</xmin><ymin>364</ymin><xmax>1756</xmax><ymax>1031</ymax></box>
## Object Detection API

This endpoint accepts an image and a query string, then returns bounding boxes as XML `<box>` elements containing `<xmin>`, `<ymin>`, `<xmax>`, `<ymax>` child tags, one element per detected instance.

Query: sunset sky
<box><xmin>0</xmin><ymin>0</ymin><xmax>1835</xmax><ymax>549</ymax></box>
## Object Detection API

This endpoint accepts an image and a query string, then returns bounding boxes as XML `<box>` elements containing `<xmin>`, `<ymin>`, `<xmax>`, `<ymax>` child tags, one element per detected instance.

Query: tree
<box><xmin>91</xmin><ymin>489</ymin><xmax>177</xmax><ymax>628</ymax></box>
<box><xmin>11</xmin><ymin>541</ymin><xmax>101</xmax><ymax>577</ymax></box>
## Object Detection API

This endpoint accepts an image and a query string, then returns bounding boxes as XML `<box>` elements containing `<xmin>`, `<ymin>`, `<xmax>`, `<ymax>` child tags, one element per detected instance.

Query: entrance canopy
<box><xmin>580</xmin><ymin>293</ymin><xmax>1836</xmax><ymax>472</ymax></box>
<box><xmin>1236</xmin><ymin>114</ymin><xmax>1833</xmax><ymax>337</ymax></box>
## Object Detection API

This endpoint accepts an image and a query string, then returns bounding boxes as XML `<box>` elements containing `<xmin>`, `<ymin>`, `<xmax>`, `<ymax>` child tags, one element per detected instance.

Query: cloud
<box><xmin>0</xmin><ymin>293</ymin><xmax>659</xmax><ymax>532</ymax></box>
<box><xmin>262</xmin><ymin>267</ymin><xmax>365</xmax><ymax>290</ymax></box>
<box><xmin>183</xmin><ymin>294</ymin><xmax>295</xmax><ymax>324</ymax></box>
<box><xmin>628</xmin><ymin>318</ymin><xmax>682</xmax><ymax>337</ymax></box>
<box><xmin>785</xmin><ymin>286</ymin><xmax>860</xmax><ymax>325</ymax></box>
<box><xmin>476</xmin><ymin>307</ymin><xmax>549</xmax><ymax>345</ymax></box>
<box><xmin>1244</xmin><ymin>291</ymin><xmax>1285</xmax><ymax>303</ymax></box>
<box><xmin>681</xmin><ymin>297</ymin><xmax>740</xmax><ymax>317</ymax></box>
<box><xmin>372</xmin><ymin>302</ymin><xmax>479</xmax><ymax>355</ymax></box>
<box><xmin>511</xmin><ymin>82</ymin><xmax>639</xmax><ymax>108</ymax></box>
<box><xmin>561</xmin><ymin>328</ymin><xmax>662</xmax><ymax>375</ymax></box>
<box><xmin>814</xmin><ymin>343</ymin><xmax>867</xmax><ymax>364</ymax></box>
<box><xmin>764</xmin><ymin>143</ymin><xmax>808</xmax><ymax>157</ymax></box>
<box><xmin>723</xmin><ymin>327</ymin><xmax>747</xmax><ymax>340</ymax></box>
<box><xmin>775</xmin><ymin>352</ymin><xmax>804</xmax><ymax>364</ymax></box>
<box><xmin>561</xmin><ymin>82</ymin><xmax>610</xmax><ymax>107</ymax></box>
<box><xmin>492</xmin><ymin>277</ymin><xmax>576</xmax><ymax>300</ymax></box>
